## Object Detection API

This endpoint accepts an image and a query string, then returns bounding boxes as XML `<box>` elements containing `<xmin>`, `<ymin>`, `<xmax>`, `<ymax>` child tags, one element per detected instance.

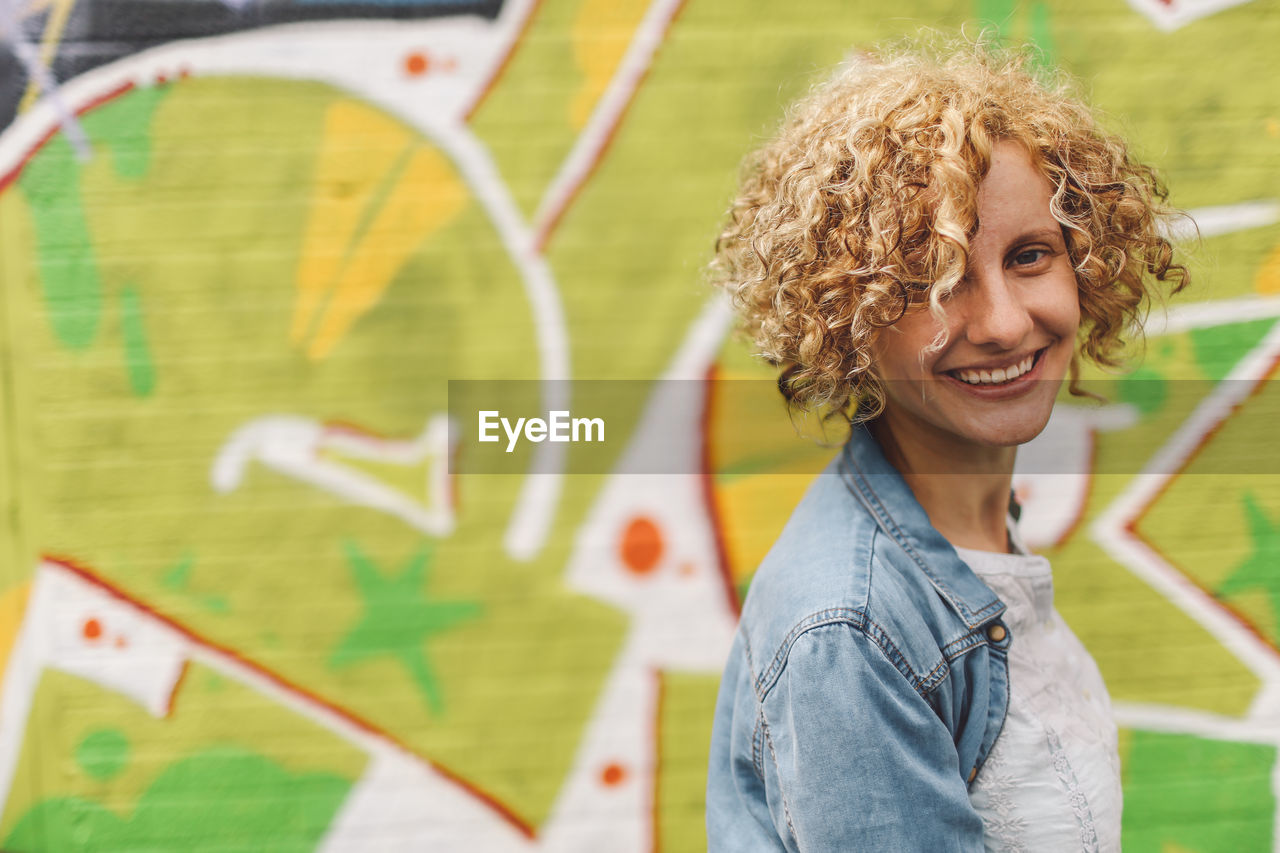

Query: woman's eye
<box><xmin>1012</xmin><ymin>248</ymin><xmax>1047</xmax><ymax>267</ymax></box>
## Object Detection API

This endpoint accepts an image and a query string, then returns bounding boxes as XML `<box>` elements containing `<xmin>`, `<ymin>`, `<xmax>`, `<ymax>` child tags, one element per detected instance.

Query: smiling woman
<box><xmin>705</xmin><ymin>38</ymin><xmax>1187</xmax><ymax>852</ymax></box>
<box><xmin>870</xmin><ymin>141</ymin><xmax>1083</xmax><ymax>552</ymax></box>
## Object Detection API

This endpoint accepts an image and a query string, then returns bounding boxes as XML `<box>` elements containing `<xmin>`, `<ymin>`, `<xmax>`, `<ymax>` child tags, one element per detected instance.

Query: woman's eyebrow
<box><xmin>1007</xmin><ymin>228</ymin><xmax>1064</xmax><ymax>246</ymax></box>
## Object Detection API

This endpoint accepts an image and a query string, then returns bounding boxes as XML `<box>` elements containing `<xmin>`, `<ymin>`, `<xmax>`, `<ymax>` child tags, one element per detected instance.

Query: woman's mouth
<box><xmin>939</xmin><ymin>347</ymin><xmax>1050</xmax><ymax>398</ymax></box>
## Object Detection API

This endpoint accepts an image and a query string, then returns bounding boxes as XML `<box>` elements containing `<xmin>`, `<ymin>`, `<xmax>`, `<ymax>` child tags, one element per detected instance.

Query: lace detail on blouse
<box><xmin>971</xmin><ymin>734</ymin><xmax>1029</xmax><ymax>853</ymax></box>
<box><xmin>959</xmin><ymin>516</ymin><xmax>1122</xmax><ymax>853</ymax></box>
<box><xmin>1045</xmin><ymin>726</ymin><xmax>1100</xmax><ymax>853</ymax></box>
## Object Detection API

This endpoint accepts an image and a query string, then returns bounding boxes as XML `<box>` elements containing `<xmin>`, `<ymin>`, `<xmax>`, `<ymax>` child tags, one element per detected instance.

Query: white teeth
<box><xmin>954</xmin><ymin>353</ymin><xmax>1036</xmax><ymax>385</ymax></box>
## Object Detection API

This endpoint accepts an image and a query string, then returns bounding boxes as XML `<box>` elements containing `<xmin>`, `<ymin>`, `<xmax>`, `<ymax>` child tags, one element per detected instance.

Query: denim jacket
<box><xmin>706</xmin><ymin>422</ymin><xmax>1015</xmax><ymax>852</ymax></box>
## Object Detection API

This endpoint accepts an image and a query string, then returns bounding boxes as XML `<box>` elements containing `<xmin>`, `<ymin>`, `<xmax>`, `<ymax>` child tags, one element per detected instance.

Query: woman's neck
<box><xmin>869</xmin><ymin>416</ymin><xmax>1016</xmax><ymax>554</ymax></box>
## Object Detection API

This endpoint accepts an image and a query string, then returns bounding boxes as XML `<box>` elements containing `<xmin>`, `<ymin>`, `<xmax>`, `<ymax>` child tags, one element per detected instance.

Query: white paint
<box><xmin>1144</xmin><ymin>295</ymin><xmax>1280</xmax><ymax>338</ymax></box>
<box><xmin>532</xmin><ymin>0</ymin><xmax>687</xmax><ymax>242</ymax></box>
<box><xmin>0</xmin><ymin>6</ymin><xmax>575</xmax><ymax>563</ymax></box>
<box><xmin>211</xmin><ymin>413</ymin><xmax>458</xmax><ymax>536</ymax></box>
<box><xmin>1091</xmin><ymin>317</ymin><xmax>1280</xmax><ymax>703</ymax></box>
<box><xmin>0</xmin><ymin>563</ymin><xmax>191</xmax><ymax>808</ymax></box>
<box><xmin>1169</xmin><ymin>199</ymin><xmax>1280</xmax><ymax>242</ymax></box>
<box><xmin>1124</xmin><ymin>0</ymin><xmax>1258</xmax><ymax>31</ymax></box>
<box><xmin>319</xmin><ymin>748</ymin><xmax>533</xmax><ymax>852</ymax></box>
<box><xmin>1014</xmin><ymin>404</ymin><xmax>1136</xmax><ymax>549</ymax></box>
<box><xmin>1113</xmin><ymin>700</ymin><xmax>1280</xmax><ymax>745</ymax></box>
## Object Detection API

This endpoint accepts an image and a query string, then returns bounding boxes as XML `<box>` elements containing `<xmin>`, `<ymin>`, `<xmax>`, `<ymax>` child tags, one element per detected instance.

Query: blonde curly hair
<box><xmin>710</xmin><ymin>38</ymin><xmax>1188</xmax><ymax>422</ymax></box>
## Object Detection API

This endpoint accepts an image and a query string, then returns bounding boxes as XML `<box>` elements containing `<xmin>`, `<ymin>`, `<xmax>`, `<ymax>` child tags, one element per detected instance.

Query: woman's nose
<box><xmin>956</xmin><ymin>269</ymin><xmax>1034</xmax><ymax>350</ymax></box>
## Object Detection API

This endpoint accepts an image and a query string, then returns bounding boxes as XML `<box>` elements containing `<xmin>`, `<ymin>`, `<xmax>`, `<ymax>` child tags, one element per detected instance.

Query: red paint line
<box><xmin>0</xmin><ymin>80</ymin><xmax>135</xmax><ymax>194</ymax></box>
<box><xmin>1128</xmin><ymin>522</ymin><xmax>1280</xmax><ymax>660</ymax></box>
<box><xmin>1123</xmin><ymin>347</ymin><xmax>1280</xmax><ymax>657</ymax></box>
<box><xmin>323</xmin><ymin>419</ymin><xmax>391</xmax><ymax>441</ymax></box>
<box><xmin>533</xmin><ymin>0</ymin><xmax>691</xmax><ymax>254</ymax></box>
<box><xmin>461</xmin><ymin>0</ymin><xmax>547</xmax><ymax>124</ymax></box>
<box><xmin>165</xmin><ymin>658</ymin><xmax>192</xmax><ymax>718</ymax></box>
<box><xmin>698</xmin><ymin>364</ymin><xmax>743</xmax><ymax>618</ymax></box>
<box><xmin>650</xmin><ymin>667</ymin><xmax>665</xmax><ymax>853</ymax></box>
<box><xmin>41</xmin><ymin>553</ymin><xmax>537</xmax><ymax>839</ymax></box>
<box><xmin>1130</xmin><ymin>348</ymin><xmax>1280</xmax><ymax>533</ymax></box>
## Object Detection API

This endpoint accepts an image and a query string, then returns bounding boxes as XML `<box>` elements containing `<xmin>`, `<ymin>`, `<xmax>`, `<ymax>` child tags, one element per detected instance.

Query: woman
<box><xmin>705</xmin><ymin>41</ymin><xmax>1186</xmax><ymax>851</ymax></box>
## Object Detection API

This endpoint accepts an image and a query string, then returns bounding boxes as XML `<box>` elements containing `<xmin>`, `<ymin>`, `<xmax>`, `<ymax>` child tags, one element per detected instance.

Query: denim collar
<box><xmin>837</xmin><ymin>421</ymin><xmax>1007</xmax><ymax>630</ymax></box>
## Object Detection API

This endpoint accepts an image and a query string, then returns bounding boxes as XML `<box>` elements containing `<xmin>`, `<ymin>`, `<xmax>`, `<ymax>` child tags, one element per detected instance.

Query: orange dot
<box><xmin>404</xmin><ymin>52</ymin><xmax>429</xmax><ymax>76</ymax></box>
<box><xmin>82</xmin><ymin>618</ymin><xmax>102</xmax><ymax>641</ymax></box>
<box><xmin>680</xmin><ymin>561</ymin><xmax>696</xmax><ymax>577</ymax></box>
<box><xmin>114</xmin><ymin>635</ymin><xmax>128</xmax><ymax>649</ymax></box>
<box><xmin>156</xmin><ymin>73</ymin><xmax>168</xmax><ymax>85</ymax></box>
<box><xmin>442</xmin><ymin>57</ymin><xmax>457</xmax><ymax>72</ymax></box>
<box><xmin>620</xmin><ymin>516</ymin><xmax>663</xmax><ymax>574</ymax></box>
<box><xmin>600</xmin><ymin>762</ymin><xmax>627</xmax><ymax>786</ymax></box>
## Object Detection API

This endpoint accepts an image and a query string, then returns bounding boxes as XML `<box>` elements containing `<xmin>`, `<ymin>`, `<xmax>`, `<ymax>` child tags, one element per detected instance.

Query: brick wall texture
<box><xmin>1</xmin><ymin>0</ymin><xmax>1279</xmax><ymax>850</ymax></box>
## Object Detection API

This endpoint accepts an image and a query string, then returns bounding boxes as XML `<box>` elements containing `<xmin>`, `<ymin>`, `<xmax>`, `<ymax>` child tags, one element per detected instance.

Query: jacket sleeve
<box><xmin>757</xmin><ymin>621</ymin><xmax>986</xmax><ymax>853</ymax></box>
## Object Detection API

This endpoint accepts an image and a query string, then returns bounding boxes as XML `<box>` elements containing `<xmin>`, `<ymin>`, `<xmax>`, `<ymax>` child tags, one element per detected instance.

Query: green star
<box><xmin>330</xmin><ymin>540</ymin><xmax>481</xmax><ymax>715</ymax></box>
<box><xmin>1217</xmin><ymin>492</ymin><xmax>1280</xmax><ymax>636</ymax></box>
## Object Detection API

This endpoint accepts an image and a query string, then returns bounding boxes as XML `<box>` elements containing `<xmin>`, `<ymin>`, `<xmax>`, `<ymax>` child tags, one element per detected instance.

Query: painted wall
<box><xmin>0</xmin><ymin>0</ymin><xmax>1278</xmax><ymax>849</ymax></box>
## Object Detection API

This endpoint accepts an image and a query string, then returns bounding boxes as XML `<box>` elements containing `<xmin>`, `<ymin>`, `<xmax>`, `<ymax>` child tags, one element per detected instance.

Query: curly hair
<box><xmin>709</xmin><ymin>37</ymin><xmax>1189</xmax><ymax>422</ymax></box>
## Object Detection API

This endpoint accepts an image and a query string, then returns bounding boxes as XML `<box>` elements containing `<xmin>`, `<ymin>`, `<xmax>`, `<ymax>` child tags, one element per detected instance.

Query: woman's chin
<box><xmin>956</xmin><ymin>408</ymin><xmax>1055</xmax><ymax>449</ymax></box>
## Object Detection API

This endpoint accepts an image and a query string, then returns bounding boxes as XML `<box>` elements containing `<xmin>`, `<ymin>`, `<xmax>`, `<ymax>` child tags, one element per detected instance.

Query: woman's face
<box><xmin>870</xmin><ymin>140</ymin><xmax>1081</xmax><ymax>456</ymax></box>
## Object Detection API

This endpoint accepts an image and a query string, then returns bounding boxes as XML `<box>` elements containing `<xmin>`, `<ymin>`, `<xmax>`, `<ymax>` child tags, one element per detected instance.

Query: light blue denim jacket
<box><xmin>706</xmin><ymin>422</ymin><xmax>1015</xmax><ymax>852</ymax></box>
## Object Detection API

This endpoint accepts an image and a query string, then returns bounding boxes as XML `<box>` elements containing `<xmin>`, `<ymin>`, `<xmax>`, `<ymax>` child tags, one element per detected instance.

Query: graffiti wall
<box><xmin>0</xmin><ymin>0</ymin><xmax>1278</xmax><ymax>849</ymax></box>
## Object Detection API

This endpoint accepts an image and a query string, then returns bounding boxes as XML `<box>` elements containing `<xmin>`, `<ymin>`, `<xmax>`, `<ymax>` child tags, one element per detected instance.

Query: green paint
<box><xmin>84</xmin><ymin>84</ymin><xmax>170</xmax><ymax>180</ymax></box>
<box><xmin>74</xmin><ymin>729</ymin><xmax>130</xmax><ymax>781</ymax></box>
<box><xmin>161</xmin><ymin>553</ymin><xmax>195</xmax><ymax>590</ymax></box>
<box><xmin>974</xmin><ymin>0</ymin><xmax>1015</xmax><ymax>38</ymax></box>
<box><xmin>1216</xmin><ymin>492</ymin><xmax>1280</xmax><ymax>630</ymax></box>
<box><xmin>161</xmin><ymin>554</ymin><xmax>228</xmax><ymax>612</ymax></box>
<box><xmin>1117</xmin><ymin>366</ymin><xmax>1167</xmax><ymax>416</ymax></box>
<box><xmin>17</xmin><ymin>136</ymin><xmax>102</xmax><ymax>350</ymax></box>
<box><xmin>1121</xmin><ymin>729</ymin><xmax>1275</xmax><ymax>852</ymax></box>
<box><xmin>656</xmin><ymin>674</ymin><xmax>721</xmax><ymax>853</ymax></box>
<box><xmin>1029</xmin><ymin>1</ymin><xmax>1054</xmax><ymax>71</ymax></box>
<box><xmin>4</xmin><ymin>746</ymin><xmax>351</xmax><ymax>851</ymax></box>
<box><xmin>9</xmin><ymin>4</ymin><xmax>1274</xmax><ymax>834</ymax></box>
<box><xmin>330</xmin><ymin>540</ymin><xmax>482</xmax><ymax>715</ymax></box>
<box><xmin>1190</xmin><ymin>319</ymin><xmax>1277</xmax><ymax>381</ymax></box>
<box><xmin>201</xmin><ymin>594</ymin><xmax>231</xmax><ymax>613</ymax></box>
<box><xmin>120</xmin><ymin>285</ymin><xmax>156</xmax><ymax>396</ymax></box>
<box><xmin>0</xmin><ymin>667</ymin><xmax>367</xmax><ymax>841</ymax></box>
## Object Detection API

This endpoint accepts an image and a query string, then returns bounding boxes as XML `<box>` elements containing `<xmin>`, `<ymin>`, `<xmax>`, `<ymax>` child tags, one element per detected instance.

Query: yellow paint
<box><xmin>1256</xmin><ymin>244</ymin><xmax>1280</xmax><ymax>295</ymax></box>
<box><xmin>0</xmin><ymin>582</ymin><xmax>33</xmax><ymax>687</ymax></box>
<box><xmin>569</xmin><ymin>0</ymin><xmax>651</xmax><ymax>131</ymax></box>
<box><xmin>18</xmin><ymin>0</ymin><xmax>78</xmax><ymax>115</ymax></box>
<box><xmin>1267</xmin><ymin>118</ymin><xmax>1280</xmax><ymax>140</ymax></box>
<box><xmin>704</xmin><ymin>366</ymin><xmax>839</xmax><ymax>584</ymax></box>
<box><xmin>294</xmin><ymin>102</ymin><xmax>466</xmax><ymax>360</ymax></box>
<box><xmin>717</xmin><ymin>471</ymin><xmax>815</xmax><ymax>585</ymax></box>
<box><xmin>315</xmin><ymin>445</ymin><xmax>430</xmax><ymax>507</ymax></box>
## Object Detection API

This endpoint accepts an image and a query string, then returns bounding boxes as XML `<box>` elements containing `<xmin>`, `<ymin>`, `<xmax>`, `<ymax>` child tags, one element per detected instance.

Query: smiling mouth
<box><xmin>945</xmin><ymin>347</ymin><xmax>1047</xmax><ymax>386</ymax></box>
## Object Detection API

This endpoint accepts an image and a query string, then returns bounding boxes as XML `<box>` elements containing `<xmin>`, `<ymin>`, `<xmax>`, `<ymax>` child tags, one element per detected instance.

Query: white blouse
<box><xmin>955</xmin><ymin>518</ymin><xmax>1122</xmax><ymax>853</ymax></box>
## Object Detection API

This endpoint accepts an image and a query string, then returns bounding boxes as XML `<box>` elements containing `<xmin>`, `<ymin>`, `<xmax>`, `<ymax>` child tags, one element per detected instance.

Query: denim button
<box><xmin>987</xmin><ymin>623</ymin><xmax>1007</xmax><ymax>643</ymax></box>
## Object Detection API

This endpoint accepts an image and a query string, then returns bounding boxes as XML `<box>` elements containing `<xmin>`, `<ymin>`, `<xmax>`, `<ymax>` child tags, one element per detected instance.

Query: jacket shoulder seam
<box><xmin>758</xmin><ymin>713</ymin><xmax>799</xmax><ymax>847</ymax></box>
<box><xmin>756</xmin><ymin>614</ymin><xmax>938</xmax><ymax>702</ymax></box>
